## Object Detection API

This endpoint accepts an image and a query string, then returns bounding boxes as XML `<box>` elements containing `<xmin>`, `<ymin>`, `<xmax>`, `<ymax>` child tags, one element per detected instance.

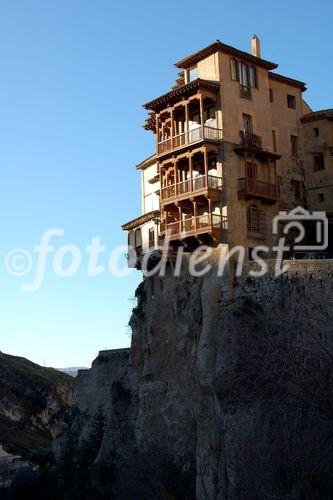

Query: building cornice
<box><xmin>143</xmin><ymin>79</ymin><xmax>220</xmax><ymax>112</ymax></box>
<box><xmin>122</xmin><ymin>210</ymin><xmax>160</xmax><ymax>231</ymax></box>
<box><xmin>174</xmin><ymin>40</ymin><xmax>278</xmax><ymax>70</ymax></box>
<box><xmin>268</xmin><ymin>72</ymin><xmax>307</xmax><ymax>91</ymax></box>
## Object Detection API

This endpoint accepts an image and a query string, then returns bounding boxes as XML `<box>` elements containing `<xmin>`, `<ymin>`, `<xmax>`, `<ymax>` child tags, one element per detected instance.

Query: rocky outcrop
<box><xmin>0</xmin><ymin>352</ymin><xmax>74</xmax><ymax>458</ymax></box>
<box><xmin>54</xmin><ymin>254</ymin><xmax>333</xmax><ymax>499</ymax></box>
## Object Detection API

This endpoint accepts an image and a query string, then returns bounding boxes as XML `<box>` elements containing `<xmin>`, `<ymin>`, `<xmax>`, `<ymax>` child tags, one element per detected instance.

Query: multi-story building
<box><xmin>302</xmin><ymin>109</ymin><xmax>333</xmax><ymax>212</ymax></box>
<box><xmin>122</xmin><ymin>36</ymin><xmax>332</xmax><ymax>266</ymax></box>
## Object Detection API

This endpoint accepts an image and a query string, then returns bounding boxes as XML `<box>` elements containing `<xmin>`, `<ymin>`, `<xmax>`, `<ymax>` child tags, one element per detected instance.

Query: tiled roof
<box><xmin>136</xmin><ymin>153</ymin><xmax>157</xmax><ymax>170</ymax></box>
<box><xmin>174</xmin><ymin>40</ymin><xmax>278</xmax><ymax>70</ymax></box>
<box><xmin>122</xmin><ymin>210</ymin><xmax>159</xmax><ymax>231</ymax></box>
<box><xmin>301</xmin><ymin>109</ymin><xmax>333</xmax><ymax>123</ymax></box>
<box><xmin>143</xmin><ymin>79</ymin><xmax>220</xmax><ymax>112</ymax></box>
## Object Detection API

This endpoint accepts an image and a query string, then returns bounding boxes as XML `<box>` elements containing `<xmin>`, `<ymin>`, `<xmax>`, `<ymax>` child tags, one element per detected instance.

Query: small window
<box><xmin>287</xmin><ymin>94</ymin><xmax>296</xmax><ymax>109</ymax></box>
<box><xmin>148</xmin><ymin>228</ymin><xmax>155</xmax><ymax>248</ymax></box>
<box><xmin>243</xmin><ymin>114</ymin><xmax>253</xmax><ymax>133</ymax></box>
<box><xmin>314</xmin><ymin>127</ymin><xmax>320</xmax><ymax>137</ymax></box>
<box><xmin>134</xmin><ymin>228</ymin><xmax>142</xmax><ymax>248</ymax></box>
<box><xmin>249</xmin><ymin>66</ymin><xmax>258</xmax><ymax>88</ymax></box>
<box><xmin>318</xmin><ymin>193</ymin><xmax>325</xmax><ymax>203</ymax></box>
<box><xmin>313</xmin><ymin>153</ymin><xmax>325</xmax><ymax>171</ymax></box>
<box><xmin>269</xmin><ymin>88</ymin><xmax>274</xmax><ymax>102</ymax></box>
<box><xmin>290</xmin><ymin>135</ymin><xmax>298</xmax><ymax>157</ymax></box>
<box><xmin>239</xmin><ymin>62</ymin><xmax>249</xmax><ymax>86</ymax></box>
<box><xmin>230</xmin><ymin>59</ymin><xmax>238</xmax><ymax>81</ymax></box>
<box><xmin>188</xmin><ymin>66</ymin><xmax>198</xmax><ymax>82</ymax></box>
<box><xmin>272</xmin><ymin>130</ymin><xmax>277</xmax><ymax>152</ymax></box>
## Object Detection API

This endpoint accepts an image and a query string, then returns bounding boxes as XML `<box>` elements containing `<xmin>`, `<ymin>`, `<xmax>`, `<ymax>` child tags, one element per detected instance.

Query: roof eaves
<box><xmin>135</xmin><ymin>153</ymin><xmax>157</xmax><ymax>170</ymax></box>
<box><xmin>143</xmin><ymin>78</ymin><xmax>220</xmax><ymax>112</ymax></box>
<box><xmin>174</xmin><ymin>40</ymin><xmax>278</xmax><ymax>71</ymax></box>
<box><xmin>268</xmin><ymin>72</ymin><xmax>307</xmax><ymax>91</ymax></box>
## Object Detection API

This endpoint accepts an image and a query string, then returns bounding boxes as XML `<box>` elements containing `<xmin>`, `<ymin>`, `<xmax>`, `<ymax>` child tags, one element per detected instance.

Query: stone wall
<box><xmin>54</xmin><ymin>255</ymin><xmax>333</xmax><ymax>498</ymax></box>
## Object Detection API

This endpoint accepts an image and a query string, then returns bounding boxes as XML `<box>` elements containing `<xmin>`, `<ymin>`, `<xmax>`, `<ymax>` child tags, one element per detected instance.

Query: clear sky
<box><xmin>0</xmin><ymin>0</ymin><xmax>332</xmax><ymax>368</ymax></box>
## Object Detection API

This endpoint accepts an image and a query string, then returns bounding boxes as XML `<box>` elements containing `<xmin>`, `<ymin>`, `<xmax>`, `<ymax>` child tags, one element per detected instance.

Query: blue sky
<box><xmin>0</xmin><ymin>0</ymin><xmax>332</xmax><ymax>368</ymax></box>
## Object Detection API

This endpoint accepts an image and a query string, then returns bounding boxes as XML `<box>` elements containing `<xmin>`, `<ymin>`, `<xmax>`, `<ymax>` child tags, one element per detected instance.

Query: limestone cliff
<box><xmin>54</xmin><ymin>255</ymin><xmax>333</xmax><ymax>499</ymax></box>
<box><xmin>0</xmin><ymin>352</ymin><xmax>74</xmax><ymax>458</ymax></box>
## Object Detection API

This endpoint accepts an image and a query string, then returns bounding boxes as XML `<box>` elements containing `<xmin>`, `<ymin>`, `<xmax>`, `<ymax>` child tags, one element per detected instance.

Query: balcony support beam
<box><xmin>189</xmin><ymin>154</ymin><xmax>193</xmax><ymax>192</ymax></box>
<box><xmin>208</xmin><ymin>198</ymin><xmax>212</xmax><ymax>226</ymax></box>
<box><xmin>199</xmin><ymin>93</ymin><xmax>204</xmax><ymax>138</ymax></box>
<box><xmin>173</xmin><ymin>159</ymin><xmax>178</xmax><ymax>190</ymax></box>
<box><xmin>185</xmin><ymin>102</ymin><xmax>189</xmax><ymax>143</ymax></box>
<box><xmin>178</xmin><ymin>206</ymin><xmax>182</xmax><ymax>234</ymax></box>
<box><xmin>193</xmin><ymin>201</ymin><xmax>198</xmax><ymax>230</ymax></box>
<box><xmin>170</xmin><ymin>109</ymin><xmax>174</xmax><ymax>150</ymax></box>
<box><xmin>204</xmin><ymin>149</ymin><xmax>209</xmax><ymax>187</ymax></box>
<box><xmin>156</xmin><ymin>113</ymin><xmax>160</xmax><ymax>148</ymax></box>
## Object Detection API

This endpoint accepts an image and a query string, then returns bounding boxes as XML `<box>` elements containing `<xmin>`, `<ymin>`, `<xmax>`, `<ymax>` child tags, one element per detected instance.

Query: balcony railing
<box><xmin>157</xmin><ymin>125</ymin><xmax>223</xmax><ymax>155</ymax></box>
<box><xmin>161</xmin><ymin>175</ymin><xmax>222</xmax><ymax>201</ymax></box>
<box><xmin>164</xmin><ymin>214</ymin><xmax>227</xmax><ymax>240</ymax></box>
<box><xmin>238</xmin><ymin>177</ymin><xmax>277</xmax><ymax>201</ymax></box>
<box><xmin>240</xmin><ymin>130</ymin><xmax>262</xmax><ymax>149</ymax></box>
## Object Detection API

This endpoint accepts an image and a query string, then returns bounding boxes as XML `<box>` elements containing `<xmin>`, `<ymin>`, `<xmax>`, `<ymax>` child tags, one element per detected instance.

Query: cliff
<box><xmin>0</xmin><ymin>352</ymin><xmax>75</xmax><ymax>458</ymax></box>
<box><xmin>53</xmin><ymin>254</ymin><xmax>333</xmax><ymax>499</ymax></box>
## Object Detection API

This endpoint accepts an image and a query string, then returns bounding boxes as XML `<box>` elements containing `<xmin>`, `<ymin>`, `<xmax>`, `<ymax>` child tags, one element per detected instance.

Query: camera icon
<box><xmin>272</xmin><ymin>206</ymin><xmax>328</xmax><ymax>251</ymax></box>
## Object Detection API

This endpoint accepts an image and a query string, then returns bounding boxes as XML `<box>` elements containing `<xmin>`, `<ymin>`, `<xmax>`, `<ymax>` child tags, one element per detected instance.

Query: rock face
<box><xmin>0</xmin><ymin>352</ymin><xmax>74</xmax><ymax>457</ymax></box>
<box><xmin>54</xmin><ymin>254</ymin><xmax>333</xmax><ymax>499</ymax></box>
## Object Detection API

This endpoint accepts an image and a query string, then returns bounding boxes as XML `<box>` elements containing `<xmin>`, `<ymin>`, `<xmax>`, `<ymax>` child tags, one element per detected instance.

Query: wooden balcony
<box><xmin>161</xmin><ymin>174</ymin><xmax>222</xmax><ymax>203</ymax></box>
<box><xmin>157</xmin><ymin>125</ymin><xmax>223</xmax><ymax>155</ymax></box>
<box><xmin>238</xmin><ymin>177</ymin><xmax>277</xmax><ymax>203</ymax></box>
<box><xmin>163</xmin><ymin>214</ymin><xmax>228</xmax><ymax>241</ymax></box>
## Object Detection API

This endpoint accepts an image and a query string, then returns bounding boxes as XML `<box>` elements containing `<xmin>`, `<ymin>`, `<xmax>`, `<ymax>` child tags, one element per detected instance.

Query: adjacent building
<box><xmin>122</xmin><ymin>36</ymin><xmax>332</xmax><ymax>267</ymax></box>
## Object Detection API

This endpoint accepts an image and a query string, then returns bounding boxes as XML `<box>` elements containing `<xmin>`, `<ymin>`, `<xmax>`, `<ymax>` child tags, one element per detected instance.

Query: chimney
<box><xmin>251</xmin><ymin>35</ymin><xmax>261</xmax><ymax>58</ymax></box>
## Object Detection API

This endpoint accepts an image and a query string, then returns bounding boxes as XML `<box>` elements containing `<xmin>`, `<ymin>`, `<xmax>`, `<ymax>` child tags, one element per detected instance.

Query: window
<box><xmin>318</xmin><ymin>193</ymin><xmax>325</xmax><ymax>203</ymax></box>
<box><xmin>314</xmin><ymin>127</ymin><xmax>320</xmax><ymax>137</ymax></box>
<box><xmin>249</xmin><ymin>66</ymin><xmax>258</xmax><ymax>88</ymax></box>
<box><xmin>230</xmin><ymin>59</ymin><xmax>238</xmax><ymax>81</ymax></box>
<box><xmin>313</xmin><ymin>153</ymin><xmax>325</xmax><ymax>171</ymax></box>
<box><xmin>134</xmin><ymin>228</ymin><xmax>142</xmax><ymax>248</ymax></box>
<box><xmin>247</xmin><ymin>206</ymin><xmax>267</xmax><ymax>236</ymax></box>
<box><xmin>272</xmin><ymin>130</ymin><xmax>277</xmax><ymax>152</ymax></box>
<box><xmin>248</xmin><ymin>247</ymin><xmax>254</xmax><ymax>261</ymax></box>
<box><xmin>230</xmin><ymin>58</ymin><xmax>258</xmax><ymax>88</ymax></box>
<box><xmin>269</xmin><ymin>88</ymin><xmax>274</xmax><ymax>102</ymax></box>
<box><xmin>148</xmin><ymin>228</ymin><xmax>155</xmax><ymax>248</ymax></box>
<box><xmin>287</xmin><ymin>94</ymin><xmax>296</xmax><ymax>109</ymax></box>
<box><xmin>291</xmin><ymin>180</ymin><xmax>301</xmax><ymax>201</ymax></box>
<box><xmin>186</xmin><ymin>66</ymin><xmax>198</xmax><ymax>83</ymax></box>
<box><xmin>290</xmin><ymin>135</ymin><xmax>298</xmax><ymax>157</ymax></box>
<box><xmin>239</xmin><ymin>62</ymin><xmax>248</xmax><ymax>86</ymax></box>
<box><xmin>246</xmin><ymin>161</ymin><xmax>257</xmax><ymax>179</ymax></box>
<box><xmin>243</xmin><ymin>114</ymin><xmax>253</xmax><ymax>134</ymax></box>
